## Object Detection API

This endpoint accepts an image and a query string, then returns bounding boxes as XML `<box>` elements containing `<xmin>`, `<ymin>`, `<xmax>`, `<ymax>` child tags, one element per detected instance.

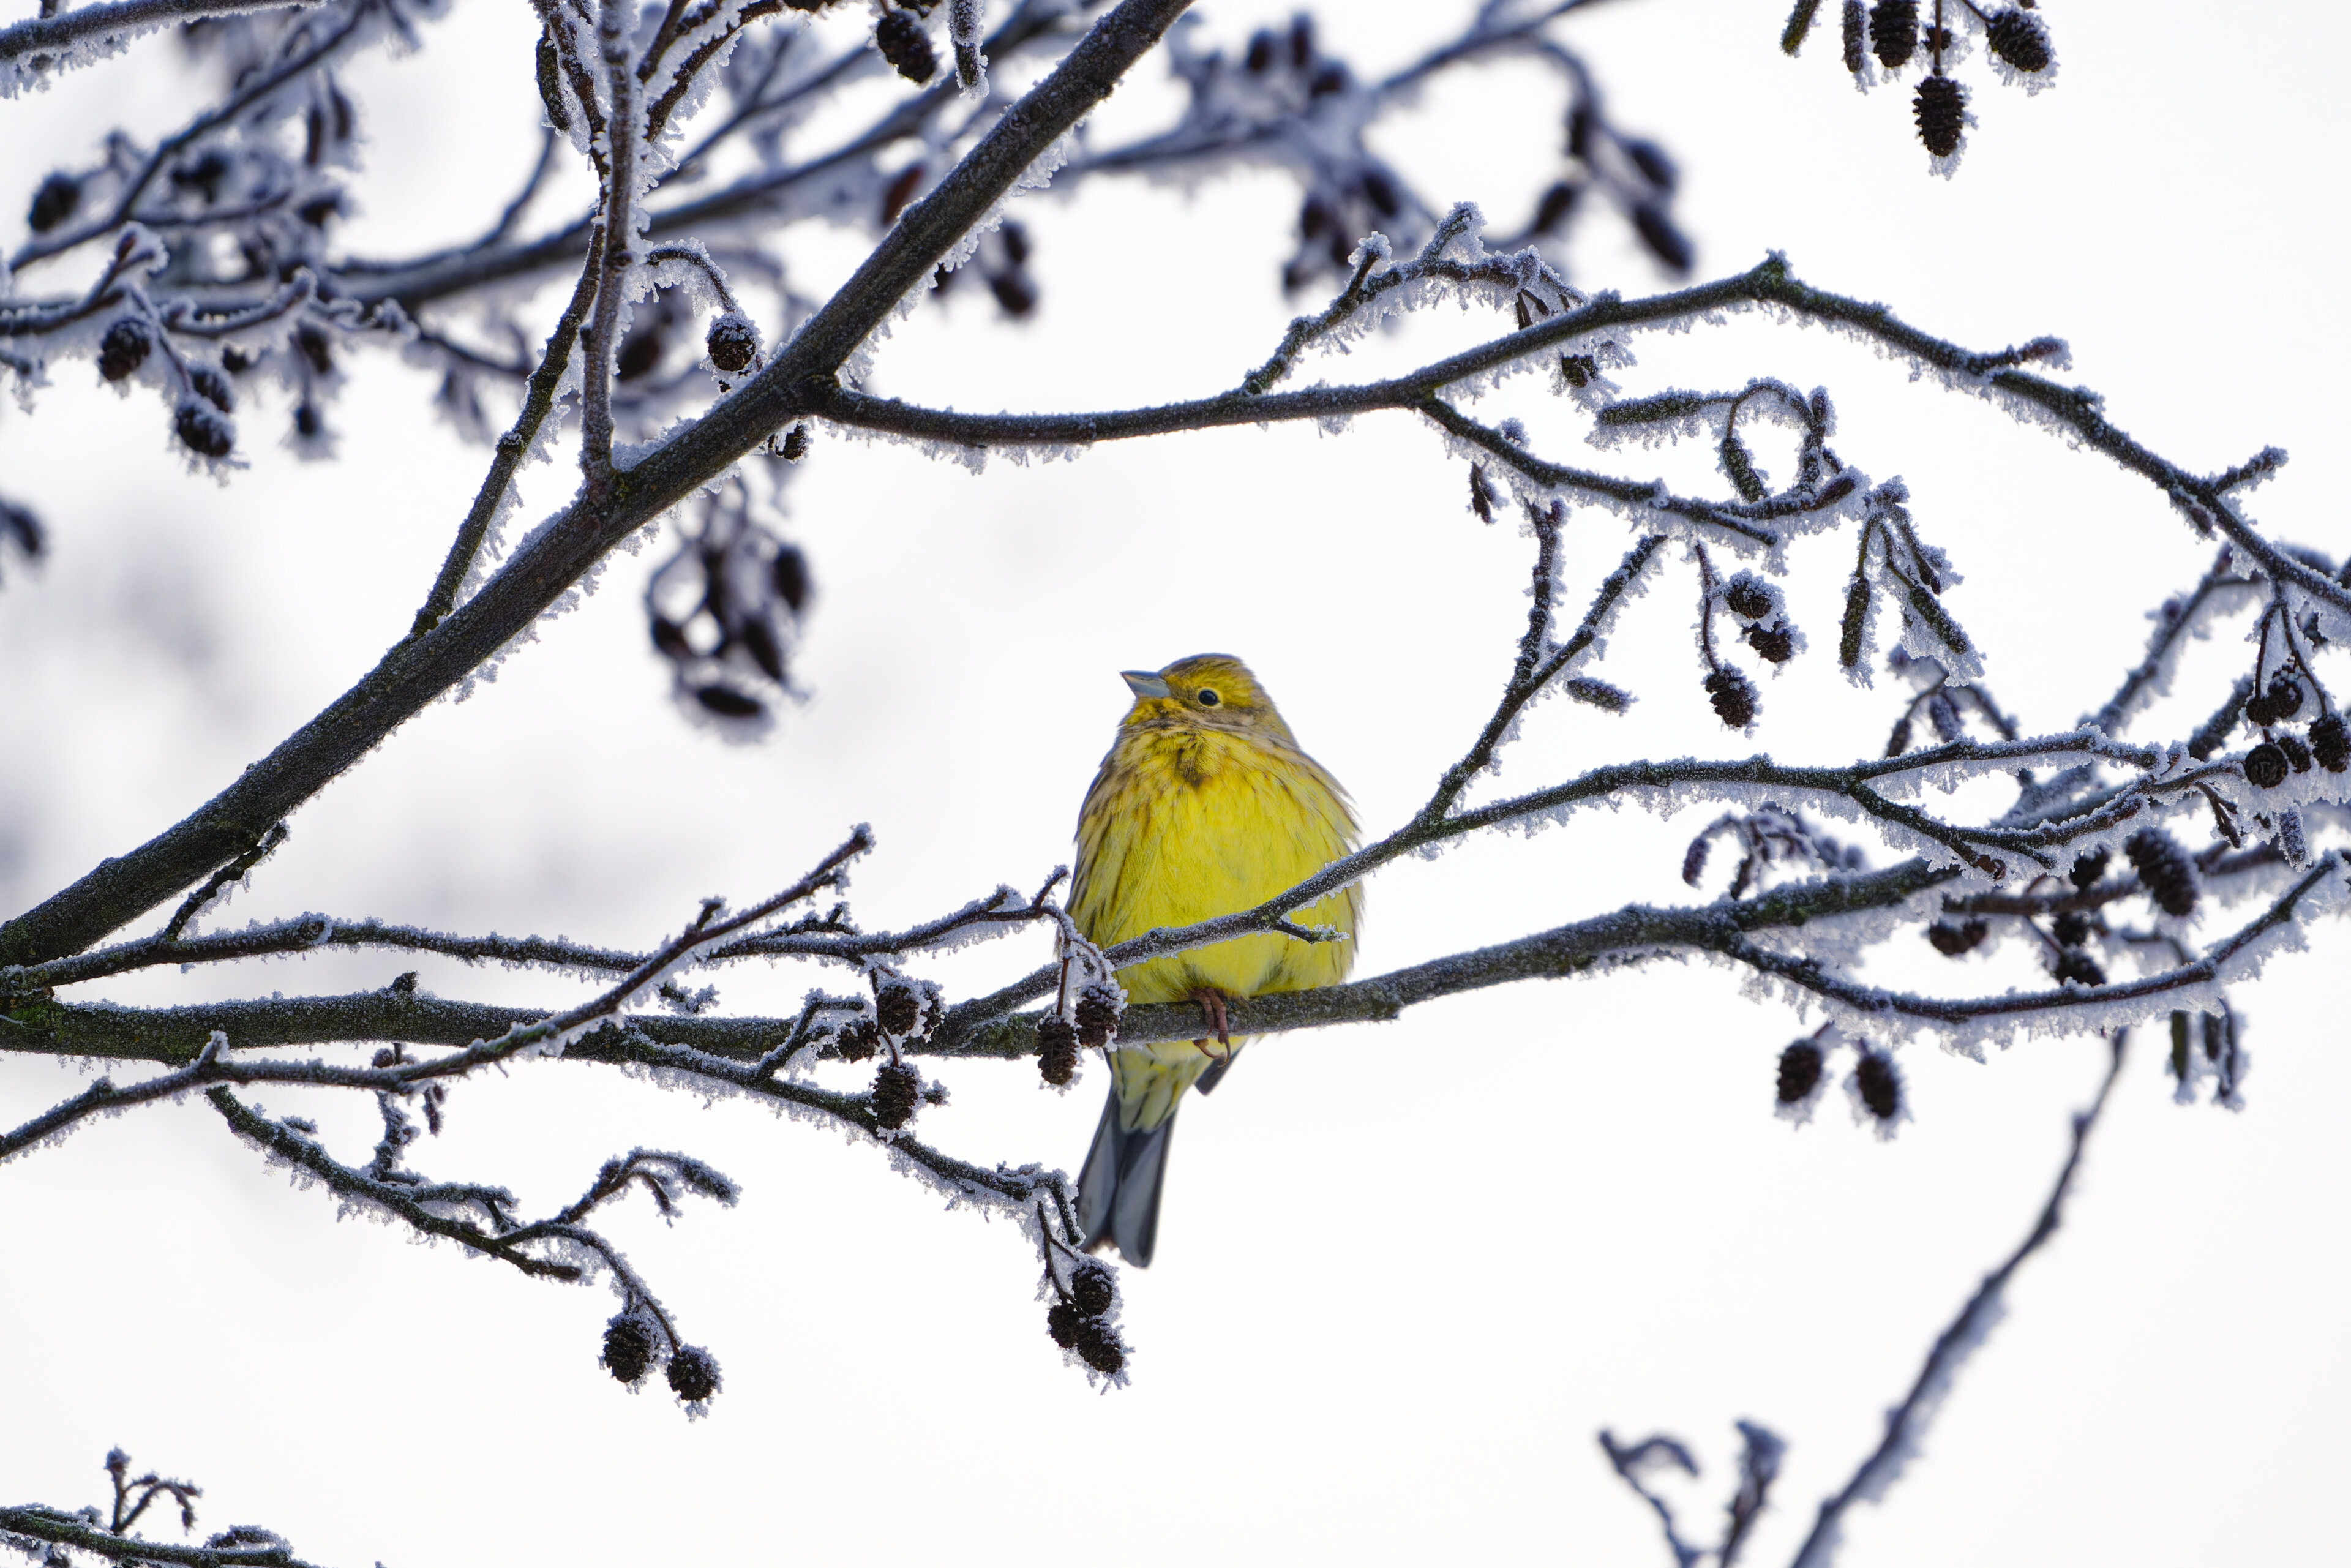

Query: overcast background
<box><xmin>4</xmin><ymin>2</ymin><xmax>2347</xmax><ymax>1563</ymax></box>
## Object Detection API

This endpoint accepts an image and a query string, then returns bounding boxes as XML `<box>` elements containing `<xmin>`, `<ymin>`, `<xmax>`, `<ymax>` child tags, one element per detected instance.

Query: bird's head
<box><xmin>1117</xmin><ymin>654</ymin><xmax>1294</xmax><ymax>741</ymax></box>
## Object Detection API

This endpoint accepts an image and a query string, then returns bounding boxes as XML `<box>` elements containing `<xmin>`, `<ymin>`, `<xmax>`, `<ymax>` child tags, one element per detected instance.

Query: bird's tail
<box><xmin>1076</xmin><ymin>1040</ymin><xmax>1248</xmax><ymax>1267</ymax></box>
<box><xmin>1076</xmin><ymin>1086</ymin><xmax>1179</xmax><ymax>1268</ymax></box>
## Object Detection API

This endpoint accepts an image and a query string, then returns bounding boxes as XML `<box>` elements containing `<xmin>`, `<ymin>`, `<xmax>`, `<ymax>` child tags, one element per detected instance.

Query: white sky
<box><xmin>3</xmin><ymin>2</ymin><xmax>2347</xmax><ymax>1564</ymax></box>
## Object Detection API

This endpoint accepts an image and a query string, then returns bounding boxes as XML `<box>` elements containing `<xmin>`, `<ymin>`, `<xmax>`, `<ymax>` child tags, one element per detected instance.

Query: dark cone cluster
<box><xmin>2243</xmin><ymin>741</ymin><xmax>2289</xmax><ymax>790</ymax></box>
<box><xmin>1854</xmin><ymin>1049</ymin><xmax>1902</xmax><ymax>1122</ymax></box>
<box><xmin>666</xmin><ymin>1345</ymin><xmax>721</xmax><ymax>1404</ymax></box>
<box><xmin>602</xmin><ymin>1315</ymin><xmax>654</xmax><ymax>1385</ymax></box>
<box><xmin>1704</xmin><ymin>667</ymin><xmax>1757</xmax><ymax>728</ymax></box>
<box><xmin>1045</xmin><ymin>1253</ymin><xmax>1125</xmax><ymax>1375</ymax></box>
<box><xmin>2051</xmin><ymin>910</ymin><xmax>2091</xmax><ymax>948</ymax></box>
<box><xmin>1037</xmin><ymin>1013</ymin><xmax>1078</xmax><ymax>1086</ymax></box>
<box><xmin>2068</xmin><ymin>847</ymin><xmax>2110</xmax><ymax>890</ymax></box>
<box><xmin>174</xmin><ymin>400</ymin><xmax>234</xmax><ymax>458</ymax></box>
<box><xmin>875</xmin><ymin>9</ymin><xmax>936</xmax><ymax>84</ymax></box>
<box><xmin>1776</xmin><ymin>1040</ymin><xmax>1824</xmax><ymax>1104</ymax></box>
<box><xmin>2279</xmin><ymin>732</ymin><xmax>2314</xmax><ymax>774</ymax></box>
<box><xmin>871</xmin><ymin>1063</ymin><xmax>921</xmax><ymax>1130</ymax></box>
<box><xmin>1724</xmin><ymin>580</ymin><xmax>1774</xmax><ymax>621</ymax></box>
<box><xmin>1926</xmin><ymin>917</ymin><xmax>1986</xmax><ymax>956</ymax></box>
<box><xmin>1913</xmin><ymin>76</ymin><xmax>1965</xmax><ymax>157</ymax></box>
<box><xmin>2124</xmin><ymin>828</ymin><xmax>2198</xmax><ymax>918</ymax></box>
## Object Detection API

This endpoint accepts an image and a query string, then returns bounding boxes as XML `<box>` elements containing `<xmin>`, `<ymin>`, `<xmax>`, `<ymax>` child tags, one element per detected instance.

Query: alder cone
<box><xmin>666</xmin><ymin>1345</ymin><xmax>720</xmax><ymax>1403</ymax></box>
<box><xmin>1776</xmin><ymin>1041</ymin><xmax>1823</xmax><ymax>1104</ymax></box>
<box><xmin>1854</xmin><ymin>1050</ymin><xmax>1902</xmax><ymax>1120</ymax></box>
<box><xmin>874</xmin><ymin>9</ymin><xmax>936</xmax><ymax>83</ymax></box>
<box><xmin>2309</xmin><ymin>713</ymin><xmax>2349</xmax><ymax>772</ymax></box>
<box><xmin>2242</xmin><ymin>741</ymin><xmax>2289</xmax><ymax>789</ymax></box>
<box><xmin>602</xmin><ymin>1316</ymin><xmax>654</xmax><ymax>1384</ymax></box>
<box><xmin>2124</xmin><ymin>828</ymin><xmax>2198</xmax><ymax>918</ymax></box>
<box><xmin>1985</xmin><ymin>8</ymin><xmax>2052</xmax><ymax>72</ymax></box>
<box><xmin>871</xmin><ymin>1062</ymin><xmax>921</xmax><ymax>1129</ymax></box>
<box><xmin>1914</xmin><ymin>76</ymin><xmax>1965</xmax><ymax>158</ymax></box>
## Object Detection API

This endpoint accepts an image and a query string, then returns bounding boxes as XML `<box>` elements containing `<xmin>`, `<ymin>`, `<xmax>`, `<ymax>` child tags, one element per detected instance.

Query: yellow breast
<box><xmin>1071</xmin><ymin>722</ymin><xmax>1361</xmax><ymax>1008</ymax></box>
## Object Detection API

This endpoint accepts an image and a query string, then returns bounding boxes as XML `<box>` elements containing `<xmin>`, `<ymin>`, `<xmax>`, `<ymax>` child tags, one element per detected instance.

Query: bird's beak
<box><xmin>1120</xmin><ymin>670</ymin><xmax>1171</xmax><ymax>700</ymax></box>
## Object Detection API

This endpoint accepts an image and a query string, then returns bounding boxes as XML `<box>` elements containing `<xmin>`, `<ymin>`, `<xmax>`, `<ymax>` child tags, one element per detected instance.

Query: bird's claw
<box><xmin>1188</xmin><ymin>988</ymin><xmax>1232</xmax><ymax>1054</ymax></box>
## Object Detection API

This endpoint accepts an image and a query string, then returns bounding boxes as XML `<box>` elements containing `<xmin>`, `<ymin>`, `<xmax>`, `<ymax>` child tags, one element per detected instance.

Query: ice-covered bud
<box><xmin>1037</xmin><ymin>1013</ymin><xmax>1078</xmax><ymax>1086</ymax></box>
<box><xmin>1046</xmin><ymin>1299</ymin><xmax>1084</xmax><ymax>1349</ymax></box>
<box><xmin>2051</xmin><ymin>948</ymin><xmax>2105</xmax><ymax>988</ymax></box>
<box><xmin>1871</xmin><ymin>0</ymin><xmax>1918</xmax><ymax>67</ymax></box>
<box><xmin>1074</xmin><ymin>983</ymin><xmax>1122</xmax><ymax>1048</ymax></box>
<box><xmin>1914</xmin><ymin>76</ymin><xmax>1966</xmax><ymax>157</ymax></box>
<box><xmin>1854</xmin><ymin>1049</ymin><xmax>1902</xmax><ymax>1121</ymax></box>
<box><xmin>1070</xmin><ymin>1260</ymin><xmax>1116</xmax><ymax>1318</ymax></box>
<box><xmin>1886</xmin><ymin>716</ymin><xmax>1913</xmax><ymax>757</ymax></box>
<box><xmin>779</xmin><ymin>424</ymin><xmax>811</xmax><ymax>462</ymax></box>
<box><xmin>2265</xmin><ymin>673</ymin><xmax>2304</xmax><ymax>719</ymax></box>
<box><xmin>871</xmin><ymin>1063</ymin><xmax>921</xmax><ymax>1129</ymax></box>
<box><xmin>2243</xmin><ymin>741</ymin><xmax>2289</xmax><ymax>790</ymax></box>
<box><xmin>188</xmin><ymin>363</ymin><xmax>234</xmax><ymax>413</ymax></box>
<box><xmin>2309</xmin><ymin>713</ymin><xmax>2349</xmax><ymax>772</ymax></box>
<box><xmin>1744</xmin><ymin>622</ymin><xmax>1795</xmax><ymax>664</ymax></box>
<box><xmin>99</xmin><ymin>318</ymin><xmax>152</xmax><ymax>382</ymax></box>
<box><xmin>2279</xmin><ymin>732</ymin><xmax>2314</xmax><ymax>774</ymax></box>
<box><xmin>874</xmin><ymin>9</ymin><xmax>936</xmax><ymax>83</ymax></box>
<box><xmin>174</xmin><ymin>400</ymin><xmax>235</xmax><ymax>459</ymax></box>
<box><xmin>602</xmin><ymin>1315</ymin><xmax>654</xmax><ymax>1384</ymax></box>
<box><xmin>2068</xmin><ymin>847</ymin><xmax>2110</xmax><ymax>890</ymax></box>
<box><xmin>2124</xmin><ymin>828</ymin><xmax>2197</xmax><ymax>917</ymax></box>
<box><xmin>1842</xmin><ymin>0</ymin><xmax>1865</xmax><ymax>72</ymax></box>
<box><xmin>876</xmin><ymin>980</ymin><xmax>921</xmax><ymax>1038</ymax></box>
<box><xmin>2052</xmin><ymin>910</ymin><xmax>2091</xmax><ymax>948</ymax></box>
<box><xmin>706</xmin><ymin>312</ymin><xmax>760</xmax><ymax>373</ymax></box>
<box><xmin>694</xmin><ymin>685</ymin><xmax>763</xmax><ymax>719</ymax></box>
<box><xmin>28</xmin><ymin>173</ymin><xmax>80</xmax><ymax>233</ymax></box>
<box><xmin>835</xmin><ymin>1016</ymin><xmax>880</xmax><ymax>1063</ymax></box>
<box><xmin>666</xmin><ymin>1345</ymin><xmax>721</xmax><ymax>1403</ymax></box>
<box><xmin>1926</xmin><ymin>917</ymin><xmax>1987</xmax><ymax>956</ymax></box>
<box><xmin>1704</xmin><ymin>667</ymin><xmax>1756</xmax><ymax>728</ymax></box>
<box><xmin>1985</xmin><ymin>8</ymin><xmax>2052</xmax><ymax>72</ymax></box>
<box><xmin>1783</xmin><ymin>0</ymin><xmax>1824</xmax><ymax>54</ymax></box>
<box><xmin>1776</xmin><ymin>1040</ymin><xmax>1823</xmax><ymax>1104</ymax></box>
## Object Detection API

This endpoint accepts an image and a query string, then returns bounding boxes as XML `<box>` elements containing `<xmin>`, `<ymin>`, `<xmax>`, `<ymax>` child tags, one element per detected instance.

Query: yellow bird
<box><xmin>1071</xmin><ymin>654</ymin><xmax>1362</xmax><ymax>1266</ymax></box>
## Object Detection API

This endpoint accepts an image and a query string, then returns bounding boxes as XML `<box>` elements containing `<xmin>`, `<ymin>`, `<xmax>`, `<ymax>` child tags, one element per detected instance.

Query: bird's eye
<box><xmin>1196</xmin><ymin>688</ymin><xmax>1220</xmax><ymax>707</ymax></box>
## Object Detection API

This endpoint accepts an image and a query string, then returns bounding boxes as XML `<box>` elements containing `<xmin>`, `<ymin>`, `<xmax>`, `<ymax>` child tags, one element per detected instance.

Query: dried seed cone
<box><xmin>705</xmin><ymin>312</ymin><xmax>760</xmax><ymax>373</ymax></box>
<box><xmin>1841</xmin><ymin>0</ymin><xmax>1865</xmax><ymax>72</ymax></box>
<box><xmin>2052</xmin><ymin>948</ymin><xmax>2105</xmax><ymax>989</ymax></box>
<box><xmin>666</xmin><ymin>1345</ymin><xmax>721</xmax><ymax>1403</ymax></box>
<box><xmin>1074</xmin><ymin>1319</ymin><xmax>1125</xmax><ymax>1376</ymax></box>
<box><xmin>2243</xmin><ymin>741</ymin><xmax>2290</xmax><ymax>790</ymax></box>
<box><xmin>835</xmin><ymin>1016</ymin><xmax>880</xmax><ymax>1063</ymax></box>
<box><xmin>2124</xmin><ymin>827</ymin><xmax>2198</xmax><ymax>918</ymax></box>
<box><xmin>1037</xmin><ymin>1013</ymin><xmax>1079</xmax><ymax>1086</ymax></box>
<box><xmin>1070</xmin><ymin>1261</ymin><xmax>1116</xmax><ymax>1318</ymax></box>
<box><xmin>1046</xmin><ymin>1299</ymin><xmax>1084</xmax><ymax>1349</ymax></box>
<box><xmin>602</xmin><ymin>1315</ymin><xmax>654</xmax><ymax>1384</ymax></box>
<box><xmin>1074</xmin><ymin>983</ymin><xmax>1122</xmax><ymax>1048</ymax></box>
<box><xmin>1704</xmin><ymin>667</ymin><xmax>1757</xmax><ymax>728</ymax></box>
<box><xmin>2068</xmin><ymin>847</ymin><xmax>2110</xmax><ymax>890</ymax></box>
<box><xmin>872</xmin><ymin>1063</ymin><xmax>921</xmax><ymax>1129</ymax></box>
<box><xmin>2051</xmin><ymin>910</ymin><xmax>2091</xmax><ymax>948</ymax></box>
<box><xmin>174</xmin><ymin>400</ymin><xmax>235</xmax><ymax>459</ymax></box>
<box><xmin>1854</xmin><ymin>1049</ymin><xmax>1902</xmax><ymax>1120</ymax></box>
<box><xmin>1925</xmin><ymin>917</ymin><xmax>1986</xmax><ymax>956</ymax></box>
<box><xmin>1985</xmin><ymin>8</ymin><xmax>2052</xmax><ymax>72</ymax></box>
<box><xmin>1776</xmin><ymin>1041</ymin><xmax>1823</xmax><ymax>1104</ymax></box>
<box><xmin>874</xmin><ymin>9</ymin><xmax>936</xmax><ymax>83</ymax></box>
<box><xmin>2279</xmin><ymin>732</ymin><xmax>2314</xmax><ymax>774</ymax></box>
<box><xmin>779</xmin><ymin>424</ymin><xmax>811</xmax><ymax>462</ymax></box>
<box><xmin>2267</xmin><ymin>673</ymin><xmax>2304</xmax><ymax>719</ymax></box>
<box><xmin>1870</xmin><ymin>0</ymin><xmax>1918</xmax><ymax>67</ymax></box>
<box><xmin>876</xmin><ymin>981</ymin><xmax>921</xmax><ymax>1038</ymax></box>
<box><xmin>2310</xmin><ymin>713</ymin><xmax>2349</xmax><ymax>772</ymax></box>
<box><xmin>99</xmin><ymin>318</ymin><xmax>152</xmax><ymax>381</ymax></box>
<box><xmin>1914</xmin><ymin>75</ymin><xmax>1965</xmax><ymax>158</ymax></box>
<box><xmin>1745</xmin><ymin>622</ymin><xmax>1795</xmax><ymax>664</ymax></box>
<box><xmin>1725</xmin><ymin>581</ymin><xmax>1774</xmax><ymax>620</ymax></box>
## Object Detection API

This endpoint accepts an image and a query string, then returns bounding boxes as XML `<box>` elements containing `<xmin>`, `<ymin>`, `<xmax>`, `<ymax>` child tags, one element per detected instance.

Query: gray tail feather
<box><xmin>1076</xmin><ymin>1089</ymin><xmax>1177</xmax><ymax>1269</ymax></box>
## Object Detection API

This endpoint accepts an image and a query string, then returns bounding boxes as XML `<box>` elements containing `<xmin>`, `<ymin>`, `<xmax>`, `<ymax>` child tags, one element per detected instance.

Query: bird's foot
<box><xmin>1188</xmin><ymin>988</ymin><xmax>1232</xmax><ymax>1054</ymax></box>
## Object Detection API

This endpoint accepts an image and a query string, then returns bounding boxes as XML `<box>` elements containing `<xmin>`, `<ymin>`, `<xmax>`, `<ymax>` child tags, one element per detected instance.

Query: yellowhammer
<box><xmin>1071</xmin><ymin>653</ymin><xmax>1362</xmax><ymax>1266</ymax></box>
